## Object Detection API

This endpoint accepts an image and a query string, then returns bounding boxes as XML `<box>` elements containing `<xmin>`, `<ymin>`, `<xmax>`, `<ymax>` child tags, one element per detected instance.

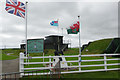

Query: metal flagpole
<box><xmin>25</xmin><ymin>1</ymin><xmax>28</xmax><ymax>63</ymax></box>
<box><xmin>61</xmin><ymin>28</ymin><xmax>63</xmax><ymax>36</ymax></box>
<box><xmin>57</xmin><ymin>19</ymin><xmax>60</xmax><ymax>51</ymax></box>
<box><xmin>78</xmin><ymin>16</ymin><xmax>81</xmax><ymax>71</ymax></box>
<box><xmin>57</xmin><ymin>19</ymin><xmax>59</xmax><ymax>34</ymax></box>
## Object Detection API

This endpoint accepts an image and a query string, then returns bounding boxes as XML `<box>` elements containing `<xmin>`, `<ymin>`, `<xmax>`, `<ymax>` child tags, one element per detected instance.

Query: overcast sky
<box><xmin>0</xmin><ymin>0</ymin><xmax>119</xmax><ymax>49</ymax></box>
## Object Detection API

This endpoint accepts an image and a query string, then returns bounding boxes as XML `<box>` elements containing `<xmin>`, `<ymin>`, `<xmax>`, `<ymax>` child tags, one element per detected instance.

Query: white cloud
<box><xmin>0</xmin><ymin>34</ymin><xmax>12</xmax><ymax>38</ymax></box>
<box><xmin>13</xmin><ymin>25</ymin><xmax>25</xmax><ymax>31</ymax></box>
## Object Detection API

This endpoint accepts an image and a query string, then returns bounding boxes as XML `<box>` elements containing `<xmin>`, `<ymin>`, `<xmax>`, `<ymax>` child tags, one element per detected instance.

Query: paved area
<box><xmin>0</xmin><ymin>58</ymin><xmax>19</xmax><ymax>79</ymax></box>
<box><xmin>2</xmin><ymin>58</ymin><xmax>19</xmax><ymax>73</ymax></box>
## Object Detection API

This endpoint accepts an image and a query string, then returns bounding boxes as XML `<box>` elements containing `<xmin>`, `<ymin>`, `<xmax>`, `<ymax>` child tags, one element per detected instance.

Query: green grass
<box><xmin>0</xmin><ymin>53</ymin><xmax>18</xmax><ymax>60</ymax></box>
<box><xmin>64</xmin><ymin>48</ymin><xmax>79</xmax><ymax>55</ymax></box>
<box><xmin>61</xmin><ymin>71</ymin><xmax>120</xmax><ymax>79</ymax></box>
<box><xmin>0</xmin><ymin>50</ymin><xmax>2</xmax><ymax>60</ymax></box>
<box><xmin>0</xmin><ymin>48</ymin><xmax>24</xmax><ymax>60</ymax></box>
<box><xmin>1</xmin><ymin>38</ymin><xmax>120</xmax><ymax>79</ymax></box>
<box><xmin>20</xmin><ymin>71</ymin><xmax>120</xmax><ymax>79</ymax></box>
<box><xmin>2</xmin><ymin>49</ymin><xmax>24</xmax><ymax>56</ymax></box>
<box><xmin>0</xmin><ymin>38</ymin><xmax>113</xmax><ymax>60</ymax></box>
<box><xmin>82</xmin><ymin>38</ymin><xmax>112</xmax><ymax>54</ymax></box>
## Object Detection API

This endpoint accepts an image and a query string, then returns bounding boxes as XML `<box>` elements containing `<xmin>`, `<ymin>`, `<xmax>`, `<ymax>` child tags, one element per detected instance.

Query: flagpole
<box><xmin>57</xmin><ymin>19</ymin><xmax>60</xmax><ymax>51</ymax></box>
<box><xmin>61</xmin><ymin>28</ymin><xmax>63</xmax><ymax>36</ymax></box>
<box><xmin>57</xmin><ymin>19</ymin><xmax>59</xmax><ymax>34</ymax></box>
<box><xmin>25</xmin><ymin>1</ymin><xmax>28</xmax><ymax>62</ymax></box>
<box><xmin>78</xmin><ymin>16</ymin><xmax>81</xmax><ymax>71</ymax></box>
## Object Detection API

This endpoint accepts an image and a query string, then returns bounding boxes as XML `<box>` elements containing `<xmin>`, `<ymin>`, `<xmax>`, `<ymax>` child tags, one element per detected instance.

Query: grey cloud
<box><xmin>1</xmin><ymin>2</ymin><xmax>118</xmax><ymax>48</ymax></box>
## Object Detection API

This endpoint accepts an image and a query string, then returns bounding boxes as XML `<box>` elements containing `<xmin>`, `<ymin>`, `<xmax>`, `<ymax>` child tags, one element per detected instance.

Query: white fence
<box><xmin>19</xmin><ymin>53</ymin><xmax>120</xmax><ymax>76</ymax></box>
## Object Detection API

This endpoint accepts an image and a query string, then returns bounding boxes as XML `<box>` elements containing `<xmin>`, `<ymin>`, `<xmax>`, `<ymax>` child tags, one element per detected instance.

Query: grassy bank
<box><xmin>82</xmin><ymin>38</ymin><xmax>112</xmax><ymax>54</ymax></box>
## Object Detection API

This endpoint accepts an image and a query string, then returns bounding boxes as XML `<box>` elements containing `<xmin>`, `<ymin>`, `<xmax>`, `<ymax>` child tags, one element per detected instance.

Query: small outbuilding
<box><xmin>20</xmin><ymin>35</ymin><xmax>69</xmax><ymax>51</ymax></box>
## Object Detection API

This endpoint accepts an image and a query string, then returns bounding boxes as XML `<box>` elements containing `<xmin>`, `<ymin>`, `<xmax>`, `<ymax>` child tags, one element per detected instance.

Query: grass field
<box><xmin>0</xmin><ymin>53</ymin><xmax>18</xmax><ymax>60</ymax></box>
<box><xmin>0</xmin><ymin>48</ymin><xmax>79</xmax><ymax>60</ymax></box>
<box><xmin>0</xmin><ymin>38</ymin><xmax>113</xmax><ymax>60</ymax></box>
<box><xmin>0</xmin><ymin>48</ymin><xmax>23</xmax><ymax>60</ymax></box>
<box><xmin>0</xmin><ymin>49</ymin><xmax>20</xmax><ymax>60</ymax></box>
<box><xmin>61</xmin><ymin>71</ymin><xmax>120</xmax><ymax>79</ymax></box>
<box><xmin>21</xmin><ymin>71</ymin><xmax>120</xmax><ymax>79</ymax></box>
<box><xmin>1</xmin><ymin>38</ymin><xmax>120</xmax><ymax>79</ymax></box>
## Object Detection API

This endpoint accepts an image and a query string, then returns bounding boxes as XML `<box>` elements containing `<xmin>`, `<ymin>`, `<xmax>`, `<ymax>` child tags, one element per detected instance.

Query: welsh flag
<box><xmin>67</xmin><ymin>21</ymin><xmax>80</xmax><ymax>34</ymax></box>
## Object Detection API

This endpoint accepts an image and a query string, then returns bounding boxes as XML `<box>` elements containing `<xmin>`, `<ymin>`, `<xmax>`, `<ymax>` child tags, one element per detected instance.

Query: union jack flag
<box><xmin>5</xmin><ymin>0</ymin><xmax>25</xmax><ymax>18</ymax></box>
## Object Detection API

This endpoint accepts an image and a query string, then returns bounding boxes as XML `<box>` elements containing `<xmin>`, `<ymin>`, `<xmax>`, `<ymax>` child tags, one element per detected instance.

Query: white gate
<box><xmin>19</xmin><ymin>53</ymin><xmax>120</xmax><ymax>76</ymax></box>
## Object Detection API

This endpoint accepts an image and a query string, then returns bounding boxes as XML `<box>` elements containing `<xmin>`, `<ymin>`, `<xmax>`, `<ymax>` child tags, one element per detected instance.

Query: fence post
<box><xmin>79</xmin><ymin>56</ymin><xmax>81</xmax><ymax>72</ymax></box>
<box><xmin>49</xmin><ymin>55</ymin><xmax>52</xmax><ymax>78</ymax></box>
<box><xmin>19</xmin><ymin>52</ymin><xmax>24</xmax><ymax>77</ymax></box>
<box><xmin>49</xmin><ymin>56</ymin><xmax>51</xmax><ymax>70</ymax></box>
<box><xmin>104</xmin><ymin>53</ymin><xmax>107</xmax><ymax>71</ymax></box>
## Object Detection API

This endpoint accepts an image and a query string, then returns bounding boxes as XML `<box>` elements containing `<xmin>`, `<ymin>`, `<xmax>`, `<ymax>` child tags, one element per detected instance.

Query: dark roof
<box><xmin>44</xmin><ymin>39</ymin><xmax>53</xmax><ymax>44</ymax></box>
<box><xmin>45</xmin><ymin>35</ymin><xmax>63</xmax><ymax>38</ymax></box>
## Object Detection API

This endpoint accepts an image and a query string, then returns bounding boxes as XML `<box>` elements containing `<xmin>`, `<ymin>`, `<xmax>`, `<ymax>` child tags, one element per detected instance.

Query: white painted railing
<box><xmin>19</xmin><ymin>52</ymin><xmax>120</xmax><ymax>76</ymax></box>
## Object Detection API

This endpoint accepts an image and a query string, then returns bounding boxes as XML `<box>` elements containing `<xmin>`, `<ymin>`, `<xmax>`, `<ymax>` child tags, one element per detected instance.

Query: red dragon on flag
<box><xmin>70</xmin><ymin>21</ymin><xmax>80</xmax><ymax>33</ymax></box>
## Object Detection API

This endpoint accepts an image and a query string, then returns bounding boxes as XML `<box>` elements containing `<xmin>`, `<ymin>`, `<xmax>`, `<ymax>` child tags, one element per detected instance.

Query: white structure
<box><xmin>19</xmin><ymin>53</ymin><xmax>120</xmax><ymax>77</ymax></box>
<box><xmin>52</xmin><ymin>56</ymin><xmax>68</xmax><ymax>68</ymax></box>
